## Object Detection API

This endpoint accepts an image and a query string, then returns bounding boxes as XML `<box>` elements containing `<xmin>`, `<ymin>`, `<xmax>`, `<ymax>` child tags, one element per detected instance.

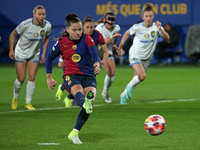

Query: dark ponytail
<box><xmin>57</xmin><ymin>13</ymin><xmax>81</xmax><ymax>40</ymax></box>
<box><xmin>65</xmin><ymin>13</ymin><xmax>81</xmax><ymax>27</ymax></box>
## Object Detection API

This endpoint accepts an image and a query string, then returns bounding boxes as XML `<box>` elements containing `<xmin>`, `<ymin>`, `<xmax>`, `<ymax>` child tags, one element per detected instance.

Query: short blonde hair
<box><xmin>141</xmin><ymin>3</ymin><xmax>154</xmax><ymax>16</ymax></box>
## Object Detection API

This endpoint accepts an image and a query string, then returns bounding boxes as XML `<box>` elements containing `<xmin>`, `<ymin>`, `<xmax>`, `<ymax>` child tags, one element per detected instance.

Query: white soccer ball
<box><xmin>144</xmin><ymin>114</ymin><xmax>166</xmax><ymax>136</ymax></box>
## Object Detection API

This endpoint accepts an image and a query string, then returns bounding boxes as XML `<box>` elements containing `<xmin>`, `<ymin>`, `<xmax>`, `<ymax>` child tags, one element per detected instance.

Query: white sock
<box><xmin>103</xmin><ymin>75</ymin><xmax>115</xmax><ymax>93</ymax></box>
<box><xmin>127</xmin><ymin>75</ymin><xmax>140</xmax><ymax>88</ymax></box>
<box><xmin>14</xmin><ymin>79</ymin><xmax>22</xmax><ymax>99</ymax></box>
<box><xmin>26</xmin><ymin>80</ymin><xmax>35</xmax><ymax>104</ymax></box>
<box><xmin>121</xmin><ymin>75</ymin><xmax>140</xmax><ymax>97</ymax></box>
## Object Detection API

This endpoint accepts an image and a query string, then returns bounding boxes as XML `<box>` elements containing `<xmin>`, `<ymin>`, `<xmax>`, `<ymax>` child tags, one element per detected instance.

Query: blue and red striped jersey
<box><xmin>46</xmin><ymin>33</ymin><xmax>100</xmax><ymax>77</ymax></box>
<box><xmin>91</xmin><ymin>30</ymin><xmax>105</xmax><ymax>46</ymax></box>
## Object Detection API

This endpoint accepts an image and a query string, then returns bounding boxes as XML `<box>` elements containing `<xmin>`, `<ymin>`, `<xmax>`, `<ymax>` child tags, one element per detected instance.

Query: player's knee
<box><xmin>139</xmin><ymin>73</ymin><xmax>146</xmax><ymax>81</ymax></box>
<box><xmin>28</xmin><ymin>76</ymin><xmax>36</xmax><ymax>82</ymax></box>
<box><xmin>107</xmin><ymin>70</ymin><xmax>115</xmax><ymax>77</ymax></box>
<box><xmin>17</xmin><ymin>77</ymin><xmax>25</xmax><ymax>83</ymax></box>
<box><xmin>110</xmin><ymin>72</ymin><xmax>115</xmax><ymax>77</ymax></box>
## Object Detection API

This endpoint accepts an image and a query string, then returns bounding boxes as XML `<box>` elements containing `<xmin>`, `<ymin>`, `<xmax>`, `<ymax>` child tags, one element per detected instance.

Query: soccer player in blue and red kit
<box><xmin>57</xmin><ymin>16</ymin><xmax>109</xmax><ymax>107</ymax></box>
<box><xmin>45</xmin><ymin>13</ymin><xmax>101</xmax><ymax>144</ymax></box>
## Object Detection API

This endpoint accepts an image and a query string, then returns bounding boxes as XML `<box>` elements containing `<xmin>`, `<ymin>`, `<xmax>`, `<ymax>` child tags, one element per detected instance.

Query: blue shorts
<box><xmin>62</xmin><ymin>74</ymin><xmax>97</xmax><ymax>94</ymax></box>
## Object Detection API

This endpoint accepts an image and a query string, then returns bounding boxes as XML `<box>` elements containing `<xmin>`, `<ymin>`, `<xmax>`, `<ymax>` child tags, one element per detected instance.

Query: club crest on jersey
<box><xmin>144</xmin><ymin>33</ymin><xmax>149</xmax><ymax>39</ymax></box>
<box><xmin>72</xmin><ymin>54</ymin><xmax>81</xmax><ymax>62</ymax></box>
<box><xmin>68</xmin><ymin>80</ymin><xmax>72</xmax><ymax>85</ymax></box>
<box><xmin>65</xmin><ymin>76</ymin><xmax>70</xmax><ymax>81</ymax></box>
<box><xmin>33</xmin><ymin>32</ymin><xmax>39</xmax><ymax>38</ymax></box>
<box><xmin>72</xmin><ymin>45</ymin><xmax>77</xmax><ymax>50</ymax></box>
<box><xmin>40</xmin><ymin>30</ymin><xmax>45</xmax><ymax>37</ymax></box>
<box><xmin>151</xmin><ymin>31</ymin><xmax>155</xmax><ymax>38</ymax></box>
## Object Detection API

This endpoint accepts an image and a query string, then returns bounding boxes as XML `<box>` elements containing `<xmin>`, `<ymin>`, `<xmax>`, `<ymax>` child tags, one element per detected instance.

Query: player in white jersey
<box><xmin>118</xmin><ymin>3</ymin><xmax>170</xmax><ymax>104</ymax></box>
<box><xmin>95</xmin><ymin>11</ymin><xmax>122</xmax><ymax>103</ymax></box>
<box><xmin>9</xmin><ymin>5</ymin><xmax>51</xmax><ymax>110</ymax></box>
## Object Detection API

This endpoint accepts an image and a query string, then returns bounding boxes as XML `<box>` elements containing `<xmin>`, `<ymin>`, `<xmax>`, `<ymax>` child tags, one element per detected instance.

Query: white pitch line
<box><xmin>147</xmin><ymin>98</ymin><xmax>200</xmax><ymax>103</ymax></box>
<box><xmin>0</xmin><ymin>98</ymin><xmax>200</xmax><ymax>114</ymax></box>
<box><xmin>0</xmin><ymin>106</ymin><xmax>68</xmax><ymax>114</ymax></box>
<box><xmin>0</xmin><ymin>104</ymin><xmax>105</xmax><ymax>114</ymax></box>
<box><xmin>38</xmin><ymin>143</ymin><xmax>60</xmax><ymax>145</ymax></box>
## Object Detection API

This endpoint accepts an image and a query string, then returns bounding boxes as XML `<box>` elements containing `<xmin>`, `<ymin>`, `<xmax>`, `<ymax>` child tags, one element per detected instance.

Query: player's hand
<box><xmin>94</xmin><ymin>62</ymin><xmax>100</xmax><ymax>75</ymax></box>
<box><xmin>113</xmin><ymin>45</ymin><xmax>123</xmax><ymax>56</ymax></box>
<box><xmin>9</xmin><ymin>50</ymin><xmax>15</xmax><ymax>60</ymax></box>
<box><xmin>117</xmin><ymin>47</ymin><xmax>123</xmax><ymax>56</ymax></box>
<box><xmin>47</xmin><ymin>78</ymin><xmax>57</xmax><ymax>90</ymax></box>
<box><xmin>117</xmin><ymin>49</ymin><xmax>123</xmax><ymax>56</ymax></box>
<box><xmin>155</xmin><ymin>21</ymin><xmax>162</xmax><ymax>30</ymax></box>
<box><xmin>40</xmin><ymin>55</ymin><xmax>46</xmax><ymax>63</ymax></box>
<box><xmin>58</xmin><ymin>61</ymin><xmax>64</xmax><ymax>69</ymax></box>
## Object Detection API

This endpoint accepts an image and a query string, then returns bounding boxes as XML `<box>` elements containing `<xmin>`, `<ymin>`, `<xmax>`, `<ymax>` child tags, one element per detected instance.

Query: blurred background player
<box><xmin>95</xmin><ymin>11</ymin><xmax>122</xmax><ymax>103</ymax></box>
<box><xmin>57</xmin><ymin>16</ymin><xmax>109</xmax><ymax>107</ymax></box>
<box><xmin>46</xmin><ymin>13</ymin><xmax>101</xmax><ymax>144</ymax></box>
<box><xmin>118</xmin><ymin>3</ymin><xmax>170</xmax><ymax>104</ymax></box>
<box><xmin>9</xmin><ymin>5</ymin><xmax>51</xmax><ymax>110</ymax></box>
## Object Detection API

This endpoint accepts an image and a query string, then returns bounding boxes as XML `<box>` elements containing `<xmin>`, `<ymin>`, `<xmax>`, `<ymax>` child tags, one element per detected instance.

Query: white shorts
<box><xmin>129</xmin><ymin>57</ymin><xmax>151</xmax><ymax>72</ymax></box>
<box><xmin>15</xmin><ymin>54</ymin><xmax>40</xmax><ymax>63</ymax></box>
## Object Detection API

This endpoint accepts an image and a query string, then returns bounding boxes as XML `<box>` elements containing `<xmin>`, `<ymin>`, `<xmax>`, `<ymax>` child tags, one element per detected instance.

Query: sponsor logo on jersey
<box><xmin>72</xmin><ymin>45</ymin><xmax>77</xmax><ymax>50</ymax></box>
<box><xmin>40</xmin><ymin>30</ymin><xmax>45</xmax><ymax>37</ymax></box>
<box><xmin>33</xmin><ymin>32</ymin><xmax>39</xmax><ymax>38</ymax></box>
<box><xmin>65</xmin><ymin>76</ymin><xmax>70</xmax><ymax>81</ymax></box>
<box><xmin>140</xmin><ymin>39</ymin><xmax>154</xmax><ymax>43</ymax></box>
<box><xmin>63</xmin><ymin>44</ymin><xmax>68</xmax><ymax>47</ymax></box>
<box><xmin>151</xmin><ymin>31</ymin><xmax>155</xmax><ymax>38</ymax></box>
<box><xmin>72</xmin><ymin>54</ymin><xmax>81</xmax><ymax>62</ymax></box>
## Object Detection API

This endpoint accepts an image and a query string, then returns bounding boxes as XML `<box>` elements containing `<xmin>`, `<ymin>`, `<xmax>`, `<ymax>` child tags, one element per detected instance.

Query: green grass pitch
<box><xmin>0</xmin><ymin>63</ymin><xmax>200</xmax><ymax>150</ymax></box>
